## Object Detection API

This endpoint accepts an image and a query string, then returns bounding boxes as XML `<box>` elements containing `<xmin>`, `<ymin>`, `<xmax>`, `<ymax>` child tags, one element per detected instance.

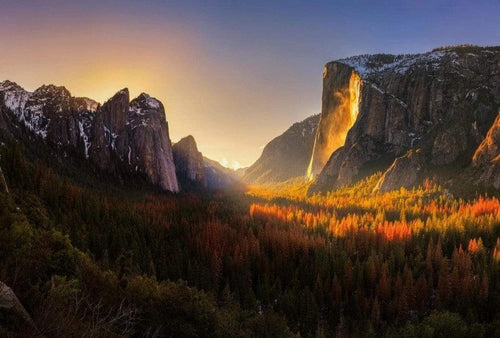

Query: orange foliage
<box><xmin>462</xmin><ymin>196</ymin><xmax>500</xmax><ymax>216</ymax></box>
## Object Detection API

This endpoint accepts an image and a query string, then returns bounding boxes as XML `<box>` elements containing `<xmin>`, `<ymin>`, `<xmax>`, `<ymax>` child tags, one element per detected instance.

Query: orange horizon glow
<box><xmin>0</xmin><ymin>4</ymin><xmax>318</xmax><ymax>170</ymax></box>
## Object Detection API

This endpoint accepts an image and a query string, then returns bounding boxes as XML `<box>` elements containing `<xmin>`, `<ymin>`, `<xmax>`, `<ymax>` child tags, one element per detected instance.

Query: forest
<box><xmin>1</xmin><ymin>142</ymin><xmax>500</xmax><ymax>337</ymax></box>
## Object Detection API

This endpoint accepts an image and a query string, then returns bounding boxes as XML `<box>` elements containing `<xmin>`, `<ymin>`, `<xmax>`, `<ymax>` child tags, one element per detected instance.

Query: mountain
<box><xmin>0</xmin><ymin>81</ymin><xmax>179</xmax><ymax>192</ymax></box>
<box><xmin>173</xmin><ymin>135</ymin><xmax>206</xmax><ymax>189</ymax></box>
<box><xmin>203</xmin><ymin>156</ymin><xmax>241</xmax><ymax>189</ymax></box>
<box><xmin>242</xmin><ymin>114</ymin><xmax>320</xmax><ymax>184</ymax></box>
<box><xmin>172</xmin><ymin>134</ymin><xmax>241</xmax><ymax>190</ymax></box>
<box><xmin>308</xmin><ymin>45</ymin><xmax>500</xmax><ymax>194</ymax></box>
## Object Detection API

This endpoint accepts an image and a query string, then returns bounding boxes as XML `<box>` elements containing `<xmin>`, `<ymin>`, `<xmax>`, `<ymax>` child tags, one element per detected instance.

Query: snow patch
<box><xmin>103</xmin><ymin>126</ymin><xmax>118</xmax><ymax>150</ymax></box>
<box><xmin>147</xmin><ymin>97</ymin><xmax>160</xmax><ymax>109</ymax></box>
<box><xmin>78</xmin><ymin>120</ymin><xmax>91</xmax><ymax>159</ymax></box>
<box><xmin>337</xmin><ymin>50</ymin><xmax>449</xmax><ymax>78</ymax></box>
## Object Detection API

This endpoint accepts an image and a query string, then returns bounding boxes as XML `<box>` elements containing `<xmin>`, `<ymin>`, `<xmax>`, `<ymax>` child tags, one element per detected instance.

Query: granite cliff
<box><xmin>309</xmin><ymin>45</ymin><xmax>500</xmax><ymax>193</ymax></box>
<box><xmin>243</xmin><ymin>114</ymin><xmax>320</xmax><ymax>184</ymax></box>
<box><xmin>0</xmin><ymin>81</ymin><xmax>179</xmax><ymax>192</ymax></box>
<box><xmin>173</xmin><ymin>135</ymin><xmax>206</xmax><ymax>189</ymax></box>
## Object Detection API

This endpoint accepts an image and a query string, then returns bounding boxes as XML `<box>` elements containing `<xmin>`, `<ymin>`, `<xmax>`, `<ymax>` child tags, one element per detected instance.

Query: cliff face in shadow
<box><xmin>173</xmin><ymin>135</ymin><xmax>206</xmax><ymax>190</ymax></box>
<box><xmin>243</xmin><ymin>114</ymin><xmax>320</xmax><ymax>185</ymax></box>
<box><xmin>0</xmin><ymin>81</ymin><xmax>179</xmax><ymax>192</ymax></box>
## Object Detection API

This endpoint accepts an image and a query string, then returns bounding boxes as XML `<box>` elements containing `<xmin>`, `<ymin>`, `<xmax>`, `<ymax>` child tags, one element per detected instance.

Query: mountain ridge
<box><xmin>308</xmin><ymin>45</ymin><xmax>500</xmax><ymax>194</ymax></box>
<box><xmin>242</xmin><ymin>114</ymin><xmax>320</xmax><ymax>184</ymax></box>
<box><xmin>0</xmin><ymin>80</ymin><xmax>239</xmax><ymax>192</ymax></box>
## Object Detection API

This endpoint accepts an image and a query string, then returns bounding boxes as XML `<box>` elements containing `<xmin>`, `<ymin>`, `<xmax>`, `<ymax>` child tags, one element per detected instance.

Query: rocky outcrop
<box><xmin>243</xmin><ymin>114</ymin><xmax>320</xmax><ymax>184</ymax></box>
<box><xmin>173</xmin><ymin>135</ymin><xmax>206</xmax><ymax>189</ymax></box>
<box><xmin>472</xmin><ymin>111</ymin><xmax>500</xmax><ymax>189</ymax></box>
<box><xmin>310</xmin><ymin>46</ymin><xmax>500</xmax><ymax>193</ymax></box>
<box><xmin>0</xmin><ymin>81</ymin><xmax>97</xmax><ymax>148</ymax></box>
<box><xmin>0</xmin><ymin>165</ymin><xmax>8</xmax><ymax>193</ymax></box>
<box><xmin>0</xmin><ymin>281</ymin><xmax>35</xmax><ymax>328</ymax></box>
<box><xmin>122</xmin><ymin>93</ymin><xmax>179</xmax><ymax>192</ymax></box>
<box><xmin>374</xmin><ymin>149</ymin><xmax>425</xmax><ymax>192</ymax></box>
<box><xmin>171</xmin><ymin>135</ymin><xmax>241</xmax><ymax>190</ymax></box>
<box><xmin>0</xmin><ymin>81</ymin><xmax>179</xmax><ymax>192</ymax></box>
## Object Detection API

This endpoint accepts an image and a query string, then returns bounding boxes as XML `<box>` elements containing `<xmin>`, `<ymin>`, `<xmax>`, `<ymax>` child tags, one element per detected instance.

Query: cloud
<box><xmin>231</xmin><ymin>160</ymin><xmax>242</xmax><ymax>170</ymax></box>
<box><xmin>220</xmin><ymin>157</ymin><xmax>229</xmax><ymax>167</ymax></box>
<box><xmin>219</xmin><ymin>157</ymin><xmax>243</xmax><ymax>170</ymax></box>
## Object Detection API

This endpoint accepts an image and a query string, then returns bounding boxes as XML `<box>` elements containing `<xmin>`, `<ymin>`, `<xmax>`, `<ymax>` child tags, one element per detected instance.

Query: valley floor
<box><xmin>1</xmin><ymin>143</ymin><xmax>500</xmax><ymax>337</ymax></box>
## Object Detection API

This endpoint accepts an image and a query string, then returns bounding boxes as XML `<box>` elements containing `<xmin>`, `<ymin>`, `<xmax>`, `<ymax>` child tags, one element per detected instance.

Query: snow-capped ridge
<box><xmin>335</xmin><ymin>50</ymin><xmax>451</xmax><ymax>77</ymax></box>
<box><xmin>34</xmin><ymin>84</ymin><xmax>71</xmax><ymax>98</ymax></box>
<box><xmin>0</xmin><ymin>80</ymin><xmax>178</xmax><ymax>192</ymax></box>
<box><xmin>130</xmin><ymin>93</ymin><xmax>162</xmax><ymax>110</ymax></box>
<box><xmin>0</xmin><ymin>80</ymin><xmax>25</xmax><ymax>92</ymax></box>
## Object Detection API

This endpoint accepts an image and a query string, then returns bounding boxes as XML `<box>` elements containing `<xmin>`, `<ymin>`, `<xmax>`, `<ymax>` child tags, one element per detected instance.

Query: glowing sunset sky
<box><xmin>1</xmin><ymin>1</ymin><xmax>498</xmax><ymax>168</ymax></box>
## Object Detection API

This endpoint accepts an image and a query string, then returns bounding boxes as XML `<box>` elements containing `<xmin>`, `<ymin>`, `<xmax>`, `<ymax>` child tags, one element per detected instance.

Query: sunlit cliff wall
<box><xmin>307</xmin><ymin>63</ymin><xmax>361</xmax><ymax>180</ymax></box>
<box><xmin>309</xmin><ymin>47</ymin><xmax>500</xmax><ymax>194</ymax></box>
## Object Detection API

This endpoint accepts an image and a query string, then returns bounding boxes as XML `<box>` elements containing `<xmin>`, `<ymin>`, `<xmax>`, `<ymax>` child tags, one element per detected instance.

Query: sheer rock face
<box><xmin>243</xmin><ymin>114</ymin><xmax>320</xmax><ymax>184</ymax></box>
<box><xmin>473</xmin><ymin>111</ymin><xmax>500</xmax><ymax>189</ymax></box>
<box><xmin>125</xmin><ymin>94</ymin><xmax>179</xmax><ymax>192</ymax></box>
<box><xmin>173</xmin><ymin>135</ymin><xmax>206</xmax><ymax>189</ymax></box>
<box><xmin>0</xmin><ymin>81</ymin><xmax>179</xmax><ymax>192</ymax></box>
<box><xmin>307</xmin><ymin>65</ymin><xmax>360</xmax><ymax>178</ymax></box>
<box><xmin>0</xmin><ymin>81</ymin><xmax>97</xmax><ymax>152</ymax></box>
<box><xmin>172</xmin><ymin>135</ymin><xmax>241</xmax><ymax>190</ymax></box>
<box><xmin>310</xmin><ymin>47</ymin><xmax>500</xmax><ymax>193</ymax></box>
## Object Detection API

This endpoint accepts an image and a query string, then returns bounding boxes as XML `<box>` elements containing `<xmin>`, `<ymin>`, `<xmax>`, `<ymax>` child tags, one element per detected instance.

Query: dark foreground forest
<box><xmin>1</xmin><ymin>142</ymin><xmax>500</xmax><ymax>337</ymax></box>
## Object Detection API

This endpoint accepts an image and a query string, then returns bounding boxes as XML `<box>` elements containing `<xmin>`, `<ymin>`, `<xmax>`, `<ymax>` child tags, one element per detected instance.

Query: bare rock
<box><xmin>0</xmin><ymin>82</ymin><xmax>179</xmax><ymax>192</ymax></box>
<box><xmin>374</xmin><ymin>149</ymin><xmax>425</xmax><ymax>192</ymax></box>
<box><xmin>173</xmin><ymin>135</ymin><xmax>206</xmax><ymax>189</ymax></box>
<box><xmin>310</xmin><ymin>46</ymin><xmax>500</xmax><ymax>194</ymax></box>
<box><xmin>473</xmin><ymin>111</ymin><xmax>500</xmax><ymax>189</ymax></box>
<box><xmin>0</xmin><ymin>281</ymin><xmax>35</xmax><ymax>328</ymax></box>
<box><xmin>243</xmin><ymin>114</ymin><xmax>320</xmax><ymax>184</ymax></box>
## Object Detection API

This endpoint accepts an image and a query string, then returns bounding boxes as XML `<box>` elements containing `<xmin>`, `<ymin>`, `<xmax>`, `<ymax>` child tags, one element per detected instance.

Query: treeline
<box><xmin>431</xmin><ymin>44</ymin><xmax>500</xmax><ymax>53</ymax></box>
<box><xmin>1</xmin><ymin>141</ymin><xmax>500</xmax><ymax>336</ymax></box>
<box><xmin>0</xmin><ymin>143</ymin><xmax>294</xmax><ymax>337</ymax></box>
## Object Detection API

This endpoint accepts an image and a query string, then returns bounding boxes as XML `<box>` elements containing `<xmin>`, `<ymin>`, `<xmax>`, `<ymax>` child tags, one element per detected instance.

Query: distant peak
<box><xmin>34</xmin><ymin>84</ymin><xmax>71</xmax><ymax>97</ymax></box>
<box><xmin>117</xmin><ymin>88</ymin><xmax>129</xmax><ymax>95</ymax></box>
<box><xmin>0</xmin><ymin>80</ymin><xmax>25</xmax><ymax>92</ymax></box>
<box><xmin>0</xmin><ymin>79</ymin><xmax>18</xmax><ymax>87</ymax></box>
<box><xmin>103</xmin><ymin>88</ymin><xmax>130</xmax><ymax>106</ymax></box>
<box><xmin>178</xmin><ymin>135</ymin><xmax>196</xmax><ymax>144</ymax></box>
<box><xmin>183</xmin><ymin>134</ymin><xmax>195</xmax><ymax>141</ymax></box>
<box><xmin>174</xmin><ymin>135</ymin><xmax>199</xmax><ymax>151</ymax></box>
<box><xmin>131</xmin><ymin>92</ymin><xmax>162</xmax><ymax>110</ymax></box>
<box><xmin>38</xmin><ymin>84</ymin><xmax>67</xmax><ymax>91</ymax></box>
<box><xmin>111</xmin><ymin>88</ymin><xmax>129</xmax><ymax>99</ymax></box>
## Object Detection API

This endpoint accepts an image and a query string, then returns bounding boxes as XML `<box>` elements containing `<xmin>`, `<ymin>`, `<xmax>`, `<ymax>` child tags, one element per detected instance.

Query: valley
<box><xmin>1</xmin><ymin>44</ymin><xmax>500</xmax><ymax>337</ymax></box>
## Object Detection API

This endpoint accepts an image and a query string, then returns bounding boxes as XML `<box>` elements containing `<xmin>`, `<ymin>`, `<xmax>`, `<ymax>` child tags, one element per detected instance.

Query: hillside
<box><xmin>242</xmin><ymin>114</ymin><xmax>320</xmax><ymax>184</ymax></box>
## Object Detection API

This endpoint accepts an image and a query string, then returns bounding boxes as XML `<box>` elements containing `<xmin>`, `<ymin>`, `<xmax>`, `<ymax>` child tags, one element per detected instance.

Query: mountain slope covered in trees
<box><xmin>2</xmin><ymin>45</ymin><xmax>500</xmax><ymax>337</ymax></box>
<box><xmin>2</xmin><ymin>142</ymin><xmax>500</xmax><ymax>336</ymax></box>
<box><xmin>242</xmin><ymin>114</ymin><xmax>319</xmax><ymax>184</ymax></box>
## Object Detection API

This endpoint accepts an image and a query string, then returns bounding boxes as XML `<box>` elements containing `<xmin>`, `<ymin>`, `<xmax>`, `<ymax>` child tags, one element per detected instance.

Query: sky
<box><xmin>0</xmin><ymin>0</ymin><xmax>498</xmax><ymax>168</ymax></box>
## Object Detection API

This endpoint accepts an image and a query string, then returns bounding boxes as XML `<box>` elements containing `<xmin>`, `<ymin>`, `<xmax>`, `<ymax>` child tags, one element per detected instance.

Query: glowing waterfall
<box><xmin>349</xmin><ymin>74</ymin><xmax>361</xmax><ymax>128</ymax></box>
<box><xmin>306</xmin><ymin>71</ymin><xmax>361</xmax><ymax>181</ymax></box>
